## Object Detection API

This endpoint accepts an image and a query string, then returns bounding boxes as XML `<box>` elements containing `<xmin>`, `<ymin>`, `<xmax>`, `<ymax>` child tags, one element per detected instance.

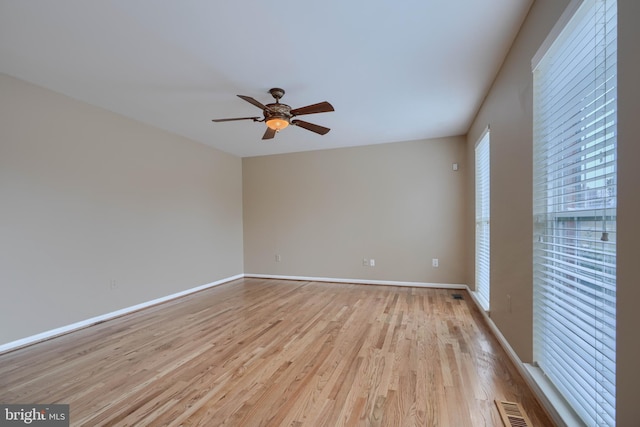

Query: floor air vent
<box><xmin>495</xmin><ymin>400</ymin><xmax>533</xmax><ymax>427</ymax></box>
<box><xmin>451</xmin><ymin>293</ymin><xmax>464</xmax><ymax>300</ymax></box>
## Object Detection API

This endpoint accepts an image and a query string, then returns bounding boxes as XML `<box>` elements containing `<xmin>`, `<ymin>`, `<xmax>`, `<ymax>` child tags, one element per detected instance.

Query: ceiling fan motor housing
<box><xmin>266</xmin><ymin>103</ymin><xmax>291</xmax><ymax>118</ymax></box>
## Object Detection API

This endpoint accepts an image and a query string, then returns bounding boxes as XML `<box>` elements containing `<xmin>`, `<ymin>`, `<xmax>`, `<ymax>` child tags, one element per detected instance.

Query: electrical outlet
<box><xmin>370</xmin><ymin>259</ymin><xmax>375</xmax><ymax>267</ymax></box>
<box><xmin>363</xmin><ymin>258</ymin><xmax>369</xmax><ymax>267</ymax></box>
<box><xmin>432</xmin><ymin>258</ymin><xmax>439</xmax><ymax>267</ymax></box>
<box><xmin>109</xmin><ymin>280</ymin><xmax>117</xmax><ymax>290</ymax></box>
<box><xmin>275</xmin><ymin>254</ymin><xmax>281</xmax><ymax>262</ymax></box>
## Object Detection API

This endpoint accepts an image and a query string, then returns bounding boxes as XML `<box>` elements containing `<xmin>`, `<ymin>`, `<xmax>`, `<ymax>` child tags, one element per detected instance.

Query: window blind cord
<box><xmin>599</xmin><ymin>1</ymin><xmax>609</xmax><ymax>244</ymax></box>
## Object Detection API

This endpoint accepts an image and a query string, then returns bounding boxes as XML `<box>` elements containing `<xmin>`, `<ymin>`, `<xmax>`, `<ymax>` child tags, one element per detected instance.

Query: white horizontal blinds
<box><xmin>475</xmin><ymin>131</ymin><xmax>490</xmax><ymax>310</ymax></box>
<box><xmin>533</xmin><ymin>0</ymin><xmax>617</xmax><ymax>426</ymax></box>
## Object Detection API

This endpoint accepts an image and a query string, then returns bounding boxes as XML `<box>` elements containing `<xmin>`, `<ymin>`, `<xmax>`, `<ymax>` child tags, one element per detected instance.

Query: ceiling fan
<box><xmin>212</xmin><ymin>88</ymin><xmax>334</xmax><ymax>140</ymax></box>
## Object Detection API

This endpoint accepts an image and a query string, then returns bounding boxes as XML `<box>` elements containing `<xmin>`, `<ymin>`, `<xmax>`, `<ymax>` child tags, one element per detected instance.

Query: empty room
<box><xmin>1</xmin><ymin>1</ymin><xmax>638</xmax><ymax>426</ymax></box>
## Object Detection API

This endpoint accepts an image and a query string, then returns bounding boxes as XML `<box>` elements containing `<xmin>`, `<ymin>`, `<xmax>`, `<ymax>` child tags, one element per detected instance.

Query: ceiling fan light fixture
<box><xmin>266</xmin><ymin>115</ymin><xmax>289</xmax><ymax>131</ymax></box>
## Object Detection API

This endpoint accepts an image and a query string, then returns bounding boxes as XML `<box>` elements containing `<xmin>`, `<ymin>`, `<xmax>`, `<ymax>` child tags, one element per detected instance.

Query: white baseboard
<box><xmin>244</xmin><ymin>273</ymin><xmax>468</xmax><ymax>289</ymax></box>
<box><xmin>0</xmin><ymin>274</ymin><xmax>244</xmax><ymax>354</ymax></box>
<box><xmin>465</xmin><ymin>289</ymin><xmax>576</xmax><ymax>427</ymax></box>
<box><xmin>524</xmin><ymin>365</ymin><xmax>584</xmax><ymax>427</ymax></box>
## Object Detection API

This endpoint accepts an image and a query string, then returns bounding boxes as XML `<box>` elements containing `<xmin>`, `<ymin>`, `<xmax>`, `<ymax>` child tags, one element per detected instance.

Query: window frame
<box><xmin>474</xmin><ymin>128</ymin><xmax>490</xmax><ymax>311</ymax></box>
<box><xmin>532</xmin><ymin>0</ymin><xmax>617</xmax><ymax>425</ymax></box>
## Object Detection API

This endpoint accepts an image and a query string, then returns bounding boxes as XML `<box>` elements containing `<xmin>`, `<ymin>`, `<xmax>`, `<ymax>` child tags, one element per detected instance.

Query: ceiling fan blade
<box><xmin>291</xmin><ymin>120</ymin><xmax>330</xmax><ymax>135</ymax></box>
<box><xmin>290</xmin><ymin>101</ymin><xmax>334</xmax><ymax>116</ymax></box>
<box><xmin>212</xmin><ymin>116</ymin><xmax>261</xmax><ymax>122</ymax></box>
<box><xmin>238</xmin><ymin>95</ymin><xmax>271</xmax><ymax>111</ymax></box>
<box><xmin>262</xmin><ymin>127</ymin><xmax>277</xmax><ymax>140</ymax></box>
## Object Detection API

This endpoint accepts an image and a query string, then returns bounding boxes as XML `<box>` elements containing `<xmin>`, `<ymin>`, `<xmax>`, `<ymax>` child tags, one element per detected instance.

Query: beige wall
<box><xmin>0</xmin><ymin>74</ymin><xmax>244</xmax><ymax>345</ymax></box>
<box><xmin>466</xmin><ymin>0</ymin><xmax>640</xmax><ymax>424</ymax></box>
<box><xmin>466</xmin><ymin>0</ymin><xmax>570</xmax><ymax>364</ymax></box>
<box><xmin>243</xmin><ymin>137</ymin><xmax>467</xmax><ymax>284</ymax></box>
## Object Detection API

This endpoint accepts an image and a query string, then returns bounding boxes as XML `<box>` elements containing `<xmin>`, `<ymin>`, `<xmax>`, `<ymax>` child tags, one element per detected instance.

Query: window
<box><xmin>533</xmin><ymin>0</ymin><xmax>617</xmax><ymax>425</ymax></box>
<box><xmin>475</xmin><ymin>129</ymin><xmax>490</xmax><ymax>310</ymax></box>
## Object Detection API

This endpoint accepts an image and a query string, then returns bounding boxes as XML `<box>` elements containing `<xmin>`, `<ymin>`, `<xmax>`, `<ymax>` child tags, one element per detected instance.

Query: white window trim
<box><xmin>531</xmin><ymin>0</ymin><xmax>584</xmax><ymax>72</ymax></box>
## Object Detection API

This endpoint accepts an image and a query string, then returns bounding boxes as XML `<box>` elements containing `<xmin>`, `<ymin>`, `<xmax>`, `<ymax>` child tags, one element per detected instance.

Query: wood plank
<box><xmin>0</xmin><ymin>278</ymin><xmax>554</xmax><ymax>426</ymax></box>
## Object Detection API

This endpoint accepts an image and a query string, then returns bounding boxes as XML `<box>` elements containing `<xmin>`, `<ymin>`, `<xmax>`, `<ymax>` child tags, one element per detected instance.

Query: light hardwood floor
<box><xmin>0</xmin><ymin>278</ymin><xmax>554</xmax><ymax>426</ymax></box>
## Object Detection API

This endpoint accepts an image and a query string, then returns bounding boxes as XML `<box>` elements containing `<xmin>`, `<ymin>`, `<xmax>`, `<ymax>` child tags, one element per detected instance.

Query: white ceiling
<box><xmin>0</xmin><ymin>1</ymin><xmax>532</xmax><ymax>158</ymax></box>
